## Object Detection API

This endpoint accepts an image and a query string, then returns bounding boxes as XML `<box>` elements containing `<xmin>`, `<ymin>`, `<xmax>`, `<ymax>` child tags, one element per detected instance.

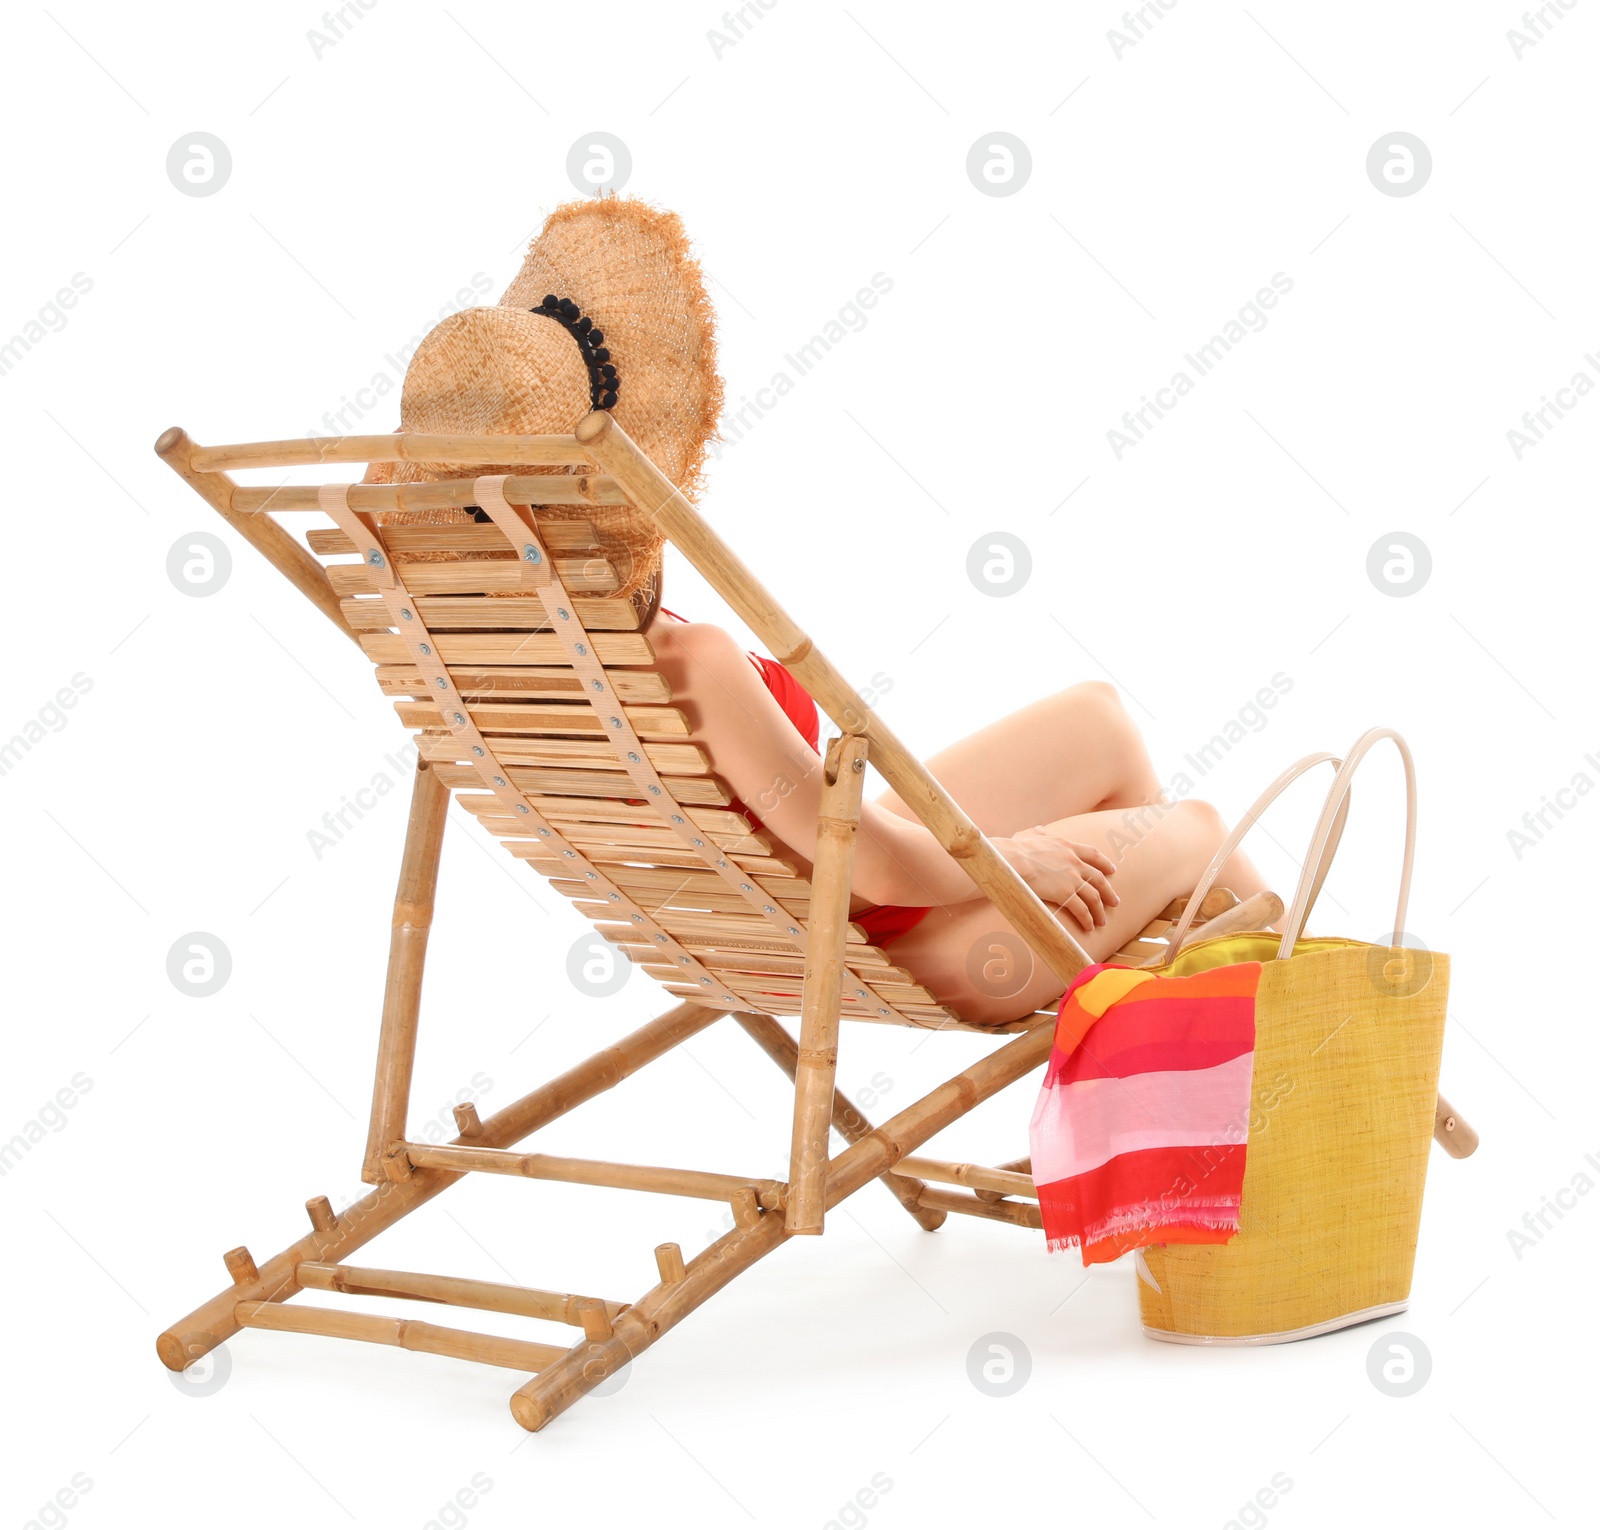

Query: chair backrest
<box><xmin>252</xmin><ymin>444</ymin><xmax>963</xmax><ymax>1031</ymax></box>
<box><xmin>159</xmin><ymin>423</ymin><xmax>1265</xmax><ymax>1035</ymax></box>
<box><xmin>165</xmin><ymin>418</ymin><xmax>1174</xmax><ymax>1041</ymax></box>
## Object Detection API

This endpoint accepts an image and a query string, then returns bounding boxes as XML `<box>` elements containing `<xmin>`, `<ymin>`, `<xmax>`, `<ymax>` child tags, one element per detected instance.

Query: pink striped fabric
<box><xmin>1029</xmin><ymin>961</ymin><xmax>1263</xmax><ymax>1265</ymax></box>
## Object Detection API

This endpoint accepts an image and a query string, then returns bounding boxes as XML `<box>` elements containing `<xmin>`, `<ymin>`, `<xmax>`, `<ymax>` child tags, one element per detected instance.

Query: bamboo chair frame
<box><xmin>153</xmin><ymin>413</ymin><xmax>1478</xmax><ymax>1431</ymax></box>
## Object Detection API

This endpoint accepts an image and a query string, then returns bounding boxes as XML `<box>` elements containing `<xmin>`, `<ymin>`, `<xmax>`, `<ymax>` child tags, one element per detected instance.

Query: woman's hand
<box><xmin>995</xmin><ymin>828</ymin><xmax>1120</xmax><ymax>932</ymax></box>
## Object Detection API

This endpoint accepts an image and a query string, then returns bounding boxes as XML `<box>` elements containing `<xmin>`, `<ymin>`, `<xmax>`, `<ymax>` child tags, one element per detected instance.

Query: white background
<box><xmin>2</xmin><ymin>3</ymin><xmax>1594</xmax><ymax>1527</ymax></box>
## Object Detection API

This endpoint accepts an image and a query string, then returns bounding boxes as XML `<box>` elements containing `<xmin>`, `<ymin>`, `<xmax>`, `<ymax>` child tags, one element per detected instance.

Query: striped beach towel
<box><xmin>1029</xmin><ymin>961</ymin><xmax>1263</xmax><ymax>1265</ymax></box>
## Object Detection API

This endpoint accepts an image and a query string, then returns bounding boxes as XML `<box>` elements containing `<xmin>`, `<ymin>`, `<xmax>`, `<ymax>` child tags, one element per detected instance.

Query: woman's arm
<box><xmin>649</xmin><ymin>622</ymin><xmax>1116</xmax><ymax>925</ymax></box>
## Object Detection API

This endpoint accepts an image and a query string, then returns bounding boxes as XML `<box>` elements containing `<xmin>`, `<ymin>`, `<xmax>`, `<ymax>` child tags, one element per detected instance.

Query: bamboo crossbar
<box><xmin>154</xmin><ymin>427</ymin><xmax>358</xmax><ymax>644</ymax></box>
<box><xmin>1170</xmin><ymin>889</ymin><xmax>1285</xmax><ymax>956</ymax></box>
<box><xmin>975</xmin><ymin>1153</ymin><xmax>1032</xmax><ymax>1202</ymax></box>
<box><xmin>1433</xmin><ymin>1093</ymin><xmax>1480</xmax><ymax>1159</ymax></box>
<box><xmin>731</xmin><ymin>1012</ymin><xmax>944</xmax><ymax>1231</ymax></box>
<box><xmin>235</xmin><ymin>1301</ymin><xmax>569</xmax><ymax>1372</ymax></box>
<box><xmin>891</xmin><ymin>1156</ymin><xmax>1038</xmax><ymax>1200</ymax></box>
<box><xmin>913</xmin><ymin>1186</ymin><xmax>1044</xmax><ymax>1229</ymax></box>
<box><xmin>231</xmin><ymin>475</ymin><xmax>627</xmax><ymax>514</ymax></box>
<box><xmin>401</xmin><ymin>1142</ymin><xmax>788</xmax><ymax>1210</ymax></box>
<box><xmin>295</xmin><ymin>1262</ymin><xmax>624</xmax><ymax>1324</ymax></box>
<box><xmin>192</xmin><ymin>432</ymin><xmax>592</xmax><ymax>471</ymax></box>
<box><xmin>573</xmin><ymin>411</ymin><xmax>1093</xmax><ymax>987</ymax></box>
<box><xmin>822</xmin><ymin>1025</ymin><xmax>1055</xmax><ymax>1209</ymax></box>
<box><xmin>157</xmin><ymin>1000</ymin><xmax>723</xmax><ymax>1372</ymax></box>
<box><xmin>508</xmin><ymin>1020</ymin><xmax>1054</xmax><ymax>1430</ymax></box>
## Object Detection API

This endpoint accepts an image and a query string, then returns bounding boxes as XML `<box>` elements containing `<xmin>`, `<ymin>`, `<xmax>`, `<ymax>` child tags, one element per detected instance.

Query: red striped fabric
<box><xmin>1057</xmin><ymin>1000</ymin><xmax>1256</xmax><ymax>1083</ymax></box>
<box><xmin>1030</xmin><ymin>961</ymin><xmax>1262</xmax><ymax>1265</ymax></box>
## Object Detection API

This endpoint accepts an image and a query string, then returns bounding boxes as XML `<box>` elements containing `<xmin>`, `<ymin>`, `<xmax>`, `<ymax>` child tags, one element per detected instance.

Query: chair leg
<box><xmin>787</xmin><ymin>735</ymin><xmax>868</xmax><ymax>1234</ymax></box>
<box><xmin>362</xmin><ymin>757</ymin><xmax>450</xmax><ymax>1183</ymax></box>
<box><xmin>734</xmin><ymin>1012</ymin><xmax>946</xmax><ymax>1231</ymax></box>
<box><xmin>509</xmin><ymin>1019</ymin><xmax>1054</xmax><ymax>1431</ymax></box>
<box><xmin>156</xmin><ymin>1000</ymin><xmax>724</xmax><ymax>1374</ymax></box>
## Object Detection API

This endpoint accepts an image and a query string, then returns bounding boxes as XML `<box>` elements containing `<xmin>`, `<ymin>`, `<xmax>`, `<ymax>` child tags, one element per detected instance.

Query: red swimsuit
<box><xmin>659</xmin><ymin>611</ymin><xmax>933</xmax><ymax>947</ymax></box>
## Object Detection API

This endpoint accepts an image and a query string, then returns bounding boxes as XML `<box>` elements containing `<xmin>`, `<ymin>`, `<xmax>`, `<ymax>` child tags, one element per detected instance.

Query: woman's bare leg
<box><xmin>874</xmin><ymin>681</ymin><xmax>1163</xmax><ymax>836</ymax></box>
<box><xmin>888</xmin><ymin>798</ymin><xmax>1269</xmax><ymax>1025</ymax></box>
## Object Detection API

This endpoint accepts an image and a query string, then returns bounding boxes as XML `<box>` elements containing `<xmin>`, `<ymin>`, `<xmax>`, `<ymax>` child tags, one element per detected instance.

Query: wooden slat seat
<box><xmin>300</xmin><ymin>509</ymin><xmax>977</xmax><ymax>1029</ymax></box>
<box><xmin>308</xmin><ymin>497</ymin><xmax>1262</xmax><ymax>1032</ymax></box>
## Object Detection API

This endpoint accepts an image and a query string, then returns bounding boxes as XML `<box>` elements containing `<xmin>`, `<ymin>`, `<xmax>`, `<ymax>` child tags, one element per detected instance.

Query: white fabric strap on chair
<box><xmin>1165</xmin><ymin>752</ymin><xmax>1349</xmax><ymax>954</ymax></box>
<box><xmin>315</xmin><ymin>483</ymin><xmax>747</xmax><ymax>1009</ymax></box>
<box><xmin>1278</xmin><ymin>727</ymin><xmax>1416</xmax><ymax>961</ymax></box>
<box><xmin>470</xmin><ymin>477</ymin><xmax>919</xmax><ymax>1025</ymax></box>
<box><xmin>472</xmin><ymin>477</ymin><xmax>810</xmax><ymax>942</ymax></box>
<box><xmin>470</xmin><ymin>477</ymin><xmax>801</xmax><ymax>936</ymax></box>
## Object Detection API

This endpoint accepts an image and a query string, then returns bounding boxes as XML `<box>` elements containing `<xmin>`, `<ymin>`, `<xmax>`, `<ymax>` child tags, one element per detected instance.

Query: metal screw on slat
<box><xmin>628</xmin><ymin>751</ymin><xmax>640</xmax><ymax>762</ymax></box>
<box><xmin>672</xmin><ymin>814</ymin><xmax>685</xmax><ymax>824</ymax></box>
<box><xmin>537</xmin><ymin>827</ymin><xmax>552</xmax><ymax>837</ymax></box>
<box><xmin>877</xmin><ymin>1007</ymin><xmax>889</xmax><ymax>1016</ymax></box>
<box><xmin>655</xmin><ymin>933</ymin><xmax>667</xmax><ymax>942</ymax></box>
<box><xmin>609</xmin><ymin>716</ymin><xmax>622</xmax><ymax>729</ymax></box>
<box><xmin>699</xmin><ymin>977</ymin><xmax>711</xmax><ymax>986</ymax></box>
<box><xmin>649</xmin><ymin>786</ymin><xmax>661</xmax><ymax>795</ymax></box>
<box><xmin>522</xmin><ymin>544</ymin><xmax>542</xmax><ymax>563</ymax></box>
<box><xmin>515</xmin><ymin>804</ymin><xmax>530</xmax><ymax>814</ymax></box>
<box><xmin>717</xmin><ymin>859</ymin><xmax>729</xmax><ymax>869</ymax></box>
<box><xmin>435</xmin><ymin>678</ymin><xmax>447</xmax><ymax>689</ymax></box>
<box><xmin>419</xmin><ymin>643</ymin><xmax>432</xmax><ymax>655</ymax></box>
<box><xmin>856</xmin><ymin>989</ymin><xmax>867</xmax><ymax>998</ymax></box>
<box><xmin>608</xmin><ymin>892</ymin><xmax>621</xmax><ymax>901</ymax></box>
<box><xmin>632</xmin><ymin>914</ymin><xmax>645</xmax><ymax>923</ymax></box>
<box><xmin>592</xmin><ymin>680</ymin><xmax>604</xmax><ymax>692</ymax></box>
<box><xmin>472</xmin><ymin>745</ymin><xmax>485</xmax><ymax>757</ymax></box>
<box><xmin>787</xmin><ymin>926</ymin><xmax>800</xmax><ymax>935</ymax></box>
<box><xmin>692</xmin><ymin>838</ymin><xmax>705</xmax><ymax>847</ymax></box>
<box><xmin>557</xmin><ymin>607</ymin><xmax>570</xmax><ymax>619</ymax></box>
<box><xmin>563</xmin><ymin>849</ymin><xmax>577</xmax><ymax>858</ymax></box>
<box><xmin>762</xmin><ymin>904</ymin><xmax>775</xmax><ymax>913</ymax></box>
<box><xmin>680</xmin><ymin>956</ymin><xmax>691</xmax><ymax>965</ymax></box>
<box><xmin>400</xmin><ymin>609</ymin><xmax>413</xmax><ymax>620</ymax></box>
<box><xmin>452</xmin><ymin>712</ymin><xmax>466</xmax><ymax>725</ymax></box>
<box><xmin>366</xmin><ymin>549</ymin><xmax>385</xmax><ymax>567</ymax></box>
<box><xmin>740</xmin><ymin>882</ymin><xmax>752</xmax><ymax>891</ymax></box>
<box><xmin>493</xmin><ymin>775</ymin><xmax>505</xmax><ymax>786</ymax></box>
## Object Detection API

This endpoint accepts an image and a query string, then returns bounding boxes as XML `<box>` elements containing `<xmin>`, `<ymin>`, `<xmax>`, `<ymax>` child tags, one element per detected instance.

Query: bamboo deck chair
<box><xmin>153</xmin><ymin>412</ymin><xmax>1478</xmax><ymax>1430</ymax></box>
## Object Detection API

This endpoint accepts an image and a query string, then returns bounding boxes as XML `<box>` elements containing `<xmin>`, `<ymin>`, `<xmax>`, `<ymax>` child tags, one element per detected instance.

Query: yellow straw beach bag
<box><xmin>1135</xmin><ymin>728</ymin><xmax>1450</xmax><ymax>1344</ymax></box>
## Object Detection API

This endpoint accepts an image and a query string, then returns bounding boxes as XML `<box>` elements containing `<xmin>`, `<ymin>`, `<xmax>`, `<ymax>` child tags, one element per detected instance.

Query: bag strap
<box><xmin>1278</xmin><ymin>726</ymin><xmax>1416</xmax><ymax>959</ymax></box>
<box><xmin>1165</xmin><ymin>752</ymin><xmax>1346</xmax><ymax>953</ymax></box>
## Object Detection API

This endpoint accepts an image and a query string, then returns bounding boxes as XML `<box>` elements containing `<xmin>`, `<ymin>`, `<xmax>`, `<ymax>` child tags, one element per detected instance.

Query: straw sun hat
<box><xmin>366</xmin><ymin>194</ymin><xmax>723</xmax><ymax>600</ymax></box>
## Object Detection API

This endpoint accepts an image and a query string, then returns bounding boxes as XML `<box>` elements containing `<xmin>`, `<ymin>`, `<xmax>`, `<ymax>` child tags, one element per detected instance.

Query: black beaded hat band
<box><xmin>467</xmin><ymin>295</ymin><xmax>620</xmax><ymax>523</ymax></box>
<box><xmin>531</xmin><ymin>294</ymin><xmax>620</xmax><ymax>411</ymax></box>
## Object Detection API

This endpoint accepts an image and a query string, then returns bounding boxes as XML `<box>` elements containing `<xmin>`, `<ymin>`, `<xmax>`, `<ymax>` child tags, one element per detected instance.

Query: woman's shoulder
<box><xmin>651</xmin><ymin>611</ymin><xmax>734</xmax><ymax>647</ymax></box>
<box><xmin>647</xmin><ymin>613</ymin><xmax>746</xmax><ymax>668</ymax></box>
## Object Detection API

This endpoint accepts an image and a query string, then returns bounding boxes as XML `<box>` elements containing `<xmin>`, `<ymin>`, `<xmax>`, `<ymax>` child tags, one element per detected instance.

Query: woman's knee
<box><xmin>1175</xmin><ymin>796</ymin><xmax>1227</xmax><ymax>834</ymax></box>
<box><xmin>1168</xmin><ymin>798</ymin><xmax>1229</xmax><ymax>871</ymax></box>
<box><xmin>1060</xmin><ymin>682</ymin><xmax>1157</xmax><ymax>803</ymax></box>
<box><xmin>1060</xmin><ymin>680</ymin><xmax>1125</xmax><ymax>723</ymax></box>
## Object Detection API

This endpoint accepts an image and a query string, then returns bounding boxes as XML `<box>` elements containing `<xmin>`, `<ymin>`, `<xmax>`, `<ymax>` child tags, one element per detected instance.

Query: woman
<box><xmin>643</xmin><ymin>604</ymin><xmax>1266</xmax><ymax>1025</ymax></box>
<box><xmin>373</xmin><ymin>194</ymin><xmax>1268</xmax><ymax>1027</ymax></box>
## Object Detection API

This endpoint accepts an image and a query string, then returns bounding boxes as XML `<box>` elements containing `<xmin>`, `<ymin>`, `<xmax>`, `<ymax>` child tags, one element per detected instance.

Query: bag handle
<box><xmin>1165</xmin><ymin>752</ymin><xmax>1348</xmax><ymax>953</ymax></box>
<box><xmin>1278</xmin><ymin>726</ymin><xmax>1416</xmax><ymax>959</ymax></box>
